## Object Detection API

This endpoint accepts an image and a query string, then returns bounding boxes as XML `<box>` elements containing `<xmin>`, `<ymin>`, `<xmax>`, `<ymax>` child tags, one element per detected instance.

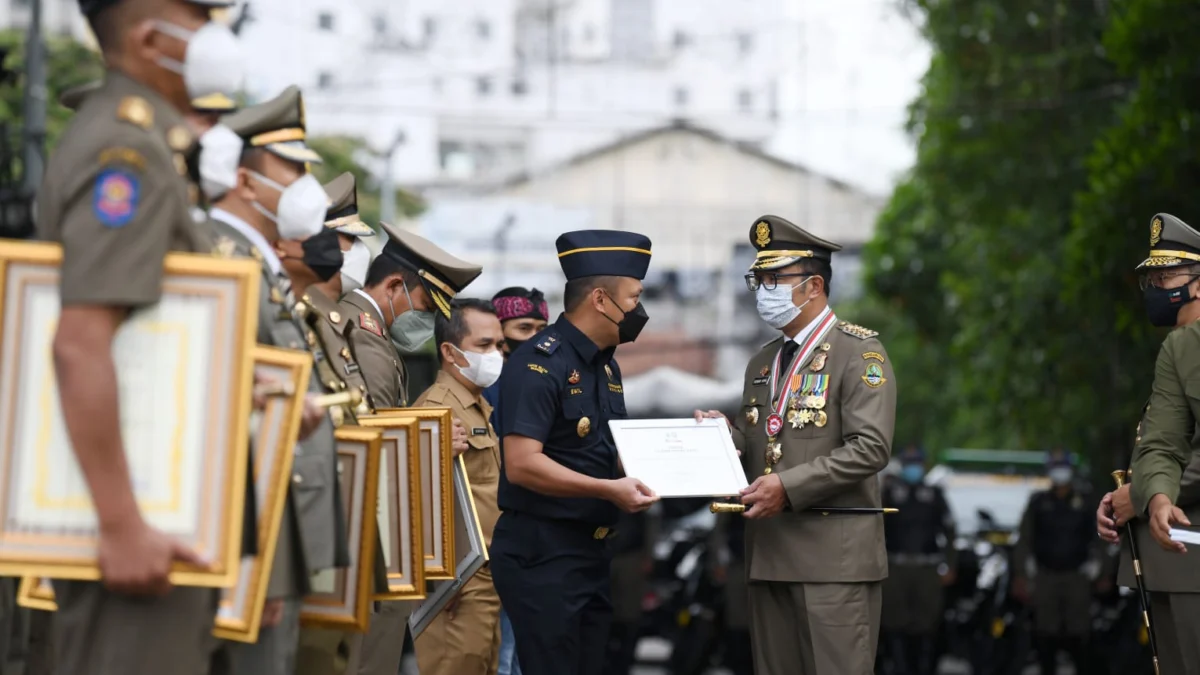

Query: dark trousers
<box><xmin>491</xmin><ymin>512</ymin><xmax>613</xmax><ymax>675</ymax></box>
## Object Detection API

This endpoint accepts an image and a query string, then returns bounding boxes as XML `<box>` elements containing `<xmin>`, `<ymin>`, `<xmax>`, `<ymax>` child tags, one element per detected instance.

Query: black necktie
<box><xmin>780</xmin><ymin>339</ymin><xmax>799</xmax><ymax>372</ymax></box>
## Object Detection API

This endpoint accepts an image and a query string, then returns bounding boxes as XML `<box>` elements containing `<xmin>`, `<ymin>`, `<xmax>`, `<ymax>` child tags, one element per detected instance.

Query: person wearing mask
<box><xmin>880</xmin><ymin>445</ymin><xmax>956</xmax><ymax>675</ymax></box>
<box><xmin>39</xmin><ymin>0</ymin><xmax>243</xmax><ymax>672</ymax></box>
<box><xmin>1097</xmin><ymin>213</ymin><xmax>1200</xmax><ymax>675</ymax></box>
<box><xmin>482</xmin><ymin>286</ymin><xmax>551</xmax><ymax>675</ymax></box>
<box><xmin>412</xmin><ymin>299</ymin><xmax>506</xmax><ymax>674</ymax></box>
<box><xmin>339</xmin><ymin>222</ymin><xmax>477</xmax><ymax>675</ymax></box>
<box><xmin>491</xmin><ymin>230</ymin><xmax>659</xmax><ymax>675</ymax></box>
<box><xmin>694</xmin><ymin>216</ymin><xmax>896</xmax><ymax>675</ymax></box>
<box><xmin>208</xmin><ymin>86</ymin><xmax>353</xmax><ymax>675</ymax></box>
<box><xmin>1013</xmin><ymin>450</ymin><xmax>1100</xmax><ymax>675</ymax></box>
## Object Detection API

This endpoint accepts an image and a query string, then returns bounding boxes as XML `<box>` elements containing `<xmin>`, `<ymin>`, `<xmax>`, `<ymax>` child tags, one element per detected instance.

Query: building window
<box><xmin>737</xmin><ymin>32</ymin><xmax>754</xmax><ymax>56</ymax></box>
<box><xmin>738</xmin><ymin>89</ymin><xmax>753</xmax><ymax>111</ymax></box>
<box><xmin>673</xmin><ymin>87</ymin><xmax>689</xmax><ymax>106</ymax></box>
<box><xmin>424</xmin><ymin>16</ymin><xmax>438</xmax><ymax>39</ymax></box>
<box><xmin>372</xmin><ymin>14</ymin><xmax>387</xmax><ymax>36</ymax></box>
<box><xmin>475</xmin><ymin>19</ymin><xmax>491</xmax><ymax>40</ymax></box>
<box><xmin>582</xmin><ymin>23</ymin><xmax>596</xmax><ymax>44</ymax></box>
<box><xmin>317</xmin><ymin>71</ymin><xmax>334</xmax><ymax>90</ymax></box>
<box><xmin>511</xmin><ymin>78</ymin><xmax>528</xmax><ymax>96</ymax></box>
<box><xmin>317</xmin><ymin>12</ymin><xmax>334</xmax><ymax>31</ymax></box>
<box><xmin>673</xmin><ymin>30</ymin><xmax>690</xmax><ymax>49</ymax></box>
<box><xmin>476</xmin><ymin>76</ymin><xmax>492</xmax><ymax>97</ymax></box>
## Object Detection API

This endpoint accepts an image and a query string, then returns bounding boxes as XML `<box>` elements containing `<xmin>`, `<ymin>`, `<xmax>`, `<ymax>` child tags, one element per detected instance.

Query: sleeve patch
<box><xmin>527</xmin><ymin>363</ymin><xmax>548</xmax><ymax>375</ymax></box>
<box><xmin>98</xmin><ymin>147</ymin><xmax>146</xmax><ymax>171</ymax></box>
<box><xmin>862</xmin><ymin>351</ymin><xmax>885</xmax><ymax>363</ymax></box>
<box><xmin>862</xmin><ymin>362</ymin><xmax>887</xmax><ymax>388</ymax></box>
<box><xmin>93</xmin><ymin>169</ymin><xmax>139</xmax><ymax>228</ymax></box>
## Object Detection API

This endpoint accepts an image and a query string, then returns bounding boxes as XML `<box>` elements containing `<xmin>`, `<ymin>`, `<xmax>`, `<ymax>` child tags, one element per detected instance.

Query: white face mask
<box><xmin>248</xmin><ymin>172</ymin><xmax>328</xmax><ymax>240</ymax></box>
<box><xmin>198</xmin><ymin>124</ymin><xmax>243</xmax><ymax>201</ymax></box>
<box><xmin>755</xmin><ymin>276</ymin><xmax>813</xmax><ymax>329</ymax></box>
<box><xmin>1048</xmin><ymin>467</ymin><xmax>1073</xmax><ymax>486</ymax></box>
<box><xmin>452</xmin><ymin>345</ymin><xmax>504</xmax><ymax>389</ymax></box>
<box><xmin>340</xmin><ymin>239</ymin><xmax>370</xmax><ymax>293</ymax></box>
<box><xmin>153</xmin><ymin>21</ymin><xmax>244</xmax><ymax>100</ymax></box>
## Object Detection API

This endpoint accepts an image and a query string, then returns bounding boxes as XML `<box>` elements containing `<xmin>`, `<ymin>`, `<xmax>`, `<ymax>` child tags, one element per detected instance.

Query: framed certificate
<box><xmin>0</xmin><ymin>241</ymin><xmax>259</xmax><ymax>587</ymax></box>
<box><xmin>608</xmin><ymin>418</ymin><xmax>749</xmax><ymax>498</ymax></box>
<box><xmin>214</xmin><ymin>345</ymin><xmax>311</xmax><ymax>642</ymax></box>
<box><xmin>357</xmin><ymin>412</ymin><xmax>426</xmax><ymax>599</ymax></box>
<box><xmin>16</xmin><ymin>345</ymin><xmax>312</xmax><ymax>642</ymax></box>
<box><xmin>409</xmin><ymin>455</ymin><xmax>489</xmax><ymax>638</ymax></box>
<box><xmin>377</xmin><ymin>407</ymin><xmax>455</xmax><ymax>580</ymax></box>
<box><xmin>15</xmin><ymin>576</ymin><xmax>55</xmax><ymax>612</ymax></box>
<box><xmin>299</xmin><ymin>426</ymin><xmax>382</xmax><ymax>631</ymax></box>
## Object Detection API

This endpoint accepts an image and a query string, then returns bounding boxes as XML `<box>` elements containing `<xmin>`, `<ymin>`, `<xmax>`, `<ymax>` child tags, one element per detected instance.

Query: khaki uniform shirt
<box><xmin>414</xmin><ymin>371</ymin><xmax>502</xmax><ymax>545</ymax></box>
<box><xmin>732</xmin><ymin>320</ymin><xmax>897</xmax><ymax>583</ymax></box>
<box><xmin>305</xmin><ymin>287</ymin><xmax>375</xmax><ymax>412</ymax></box>
<box><xmin>340</xmin><ymin>290</ymin><xmax>408</xmax><ymax>407</ymax></box>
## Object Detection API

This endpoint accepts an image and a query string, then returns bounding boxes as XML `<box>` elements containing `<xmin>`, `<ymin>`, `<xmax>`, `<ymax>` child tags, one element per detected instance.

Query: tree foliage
<box><xmin>308</xmin><ymin>135</ymin><xmax>425</xmax><ymax>227</ymax></box>
<box><xmin>0</xmin><ymin>29</ymin><xmax>104</xmax><ymax>148</ymax></box>
<box><xmin>862</xmin><ymin>0</ymin><xmax>1200</xmax><ymax>466</ymax></box>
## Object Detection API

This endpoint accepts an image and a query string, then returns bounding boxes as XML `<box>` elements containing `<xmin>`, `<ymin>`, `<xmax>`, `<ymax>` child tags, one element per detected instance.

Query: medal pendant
<box><xmin>813</xmin><ymin>396</ymin><xmax>825</xmax><ymax>410</ymax></box>
<box><xmin>766</xmin><ymin>442</ymin><xmax>782</xmax><ymax>464</ymax></box>
<box><xmin>815</xmin><ymin>410</ymin><xmax>828</xmax><ymax>427</ymax></box>
<box><xmin>799</xmin><ymin>409</ymin><xmax>815</xmax><ymax>425</ymax></box>
<box><xmin>765</xmin><ymin>414</ymin><xmax>784</xmax><ymax>437</ymax></box>
<box><xmin>788</xmin><ymin>396</ymin><xmax>801</xmax><ymax>411</ymax></box>
<box><xmin>746</xmin><ymin>408</ymin><xmax>759</xmax><ymax>426</ymax></box>
<box><xmin>812</xmin><ymin>353</ymin><xmax>827</xmax><ymax>372</ymax></box>
<box><xmin>787</xmin><ymin>409</ymin><xmax>804</xmax><ymax>429</ymax></box>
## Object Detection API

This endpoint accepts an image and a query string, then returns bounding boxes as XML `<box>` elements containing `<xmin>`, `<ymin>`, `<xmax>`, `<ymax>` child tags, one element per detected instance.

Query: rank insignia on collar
<box><xmin>568</xmin><ymin>370</ymin><xmax>581</xmax><ymax>385</ymax></box>
<box><xmin>359</xmin><ymin>313</ymin><xmax>383</xmax><ymax>337</ymax></box>
<box><xmin>760</xmin><ymin>365</ymin><xmax>770</xmax><ymax>377</ymax></box>
<box><xmin>605</xmin><ymin>364</ymin><xmax>613</xmax><ymax>380</ymax></box>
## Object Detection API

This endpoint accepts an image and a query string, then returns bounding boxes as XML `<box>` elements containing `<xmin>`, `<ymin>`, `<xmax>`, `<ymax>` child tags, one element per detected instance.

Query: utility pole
<box><xmin>22</xmin><ymin>0</ymin><xmax>46</xmax><ymax>197</ymax></box>
<box><xmin>493</xmin><ymin>213</ymin><xmax>516</xmax><ymax>289</ymax></box>
<box><xmin>379</xmin><ymin>130</ymin><xmax>406</xmax><ymax>225</ymax></box>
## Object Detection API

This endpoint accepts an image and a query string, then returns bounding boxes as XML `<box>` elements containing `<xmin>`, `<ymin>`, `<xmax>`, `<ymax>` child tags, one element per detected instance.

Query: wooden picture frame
<box><xmin>376</xmin><ymin>407</ymin><xmax>455</xmax><ymax>580</ymax></box>
<box><xmin>0</xmin><ymin>241</ymin><xmax>259</xmax><ymax>587</ymax></box>
<box><xmin>299</xmin><ymin>426</ymin><xmax>382</xmax><ymax>631</ymax></box>
<box><xmin>357</xmin><ymin>413</ymin><xmax>427</xmax><ymax>599</ymax></box>
<box><xmin>16</xmin><ymin>345</ymin><xmax>310</xmax><ymax>643</ymax></box>
<box><xmin>409</xmin><ymin>456</ymin><xmax>489</xmax><ymax>638</ymax></box>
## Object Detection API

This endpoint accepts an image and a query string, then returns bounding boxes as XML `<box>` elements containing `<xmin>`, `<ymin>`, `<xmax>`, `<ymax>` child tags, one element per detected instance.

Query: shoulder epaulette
<box><xmin>837</xmin><ymin>321</ymin><xmax>878</xmax><ymax>340</ymax></box>
<box><xmin>534</xmin><ymin>332</ymin><xmax>562</xmax><ymax>355</ymax></box>
<box><xmin>116</xmin><ymin>96</ymin><xmax>153</xmax><ymax>130</ymax></box>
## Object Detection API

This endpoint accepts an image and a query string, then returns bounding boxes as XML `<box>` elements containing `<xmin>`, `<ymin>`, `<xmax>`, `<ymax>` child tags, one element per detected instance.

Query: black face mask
<box><xmin>602</xmin><ymin>294</ymin><xmax>649</xmax><ymax>344</ymax></box>
<box><xmin>1145</xmin><ymin>283</ymin><xmax>1193</xmax><ymax>327</ymax></box>
<box><xmin>503</xmin><ymin>337</ymin><xmax>528</xmax><ymax>356</ymax></box>
<box><xmin>302</xmin><ymin>228</ymin><xmax>343</xmax><ymax>282</ymax></box>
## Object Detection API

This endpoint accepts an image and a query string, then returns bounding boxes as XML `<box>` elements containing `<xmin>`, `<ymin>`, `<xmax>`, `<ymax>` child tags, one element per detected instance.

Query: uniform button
<box><xmin>292</xmin><ymin>474</ymin><xmax>303</xmax><ymax>485</ymax></box>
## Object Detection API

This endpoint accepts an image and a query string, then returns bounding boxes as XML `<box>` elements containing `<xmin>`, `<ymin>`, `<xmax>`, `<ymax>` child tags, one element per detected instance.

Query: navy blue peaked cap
<box><xmin>899</xmin><ymin>445</ymin><xmax>926</xmax><ymax>463</ymax></box>
<box><xmin>555</xmin><ymin>230</ymin><xmax>652</xmax><ymax>281</ymax></box>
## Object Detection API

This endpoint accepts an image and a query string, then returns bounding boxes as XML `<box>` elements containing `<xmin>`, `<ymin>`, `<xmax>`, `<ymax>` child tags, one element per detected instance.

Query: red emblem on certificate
<box><xmin>765</xmin><ymin>413</ymin><xmax>783</xmax><ymax>438</ymax></box>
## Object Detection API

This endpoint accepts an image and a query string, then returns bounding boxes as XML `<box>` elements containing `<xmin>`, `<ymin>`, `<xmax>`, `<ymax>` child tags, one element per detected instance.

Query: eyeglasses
<box><xmin>744</xmin><ymin>273</ymin><xmax>810</xmax><ymax>292</ymax></box>
<box><xmin>1139</xmin><ymin>271</ymin><xmax>1200</xmax><ymax>291</ymax></box>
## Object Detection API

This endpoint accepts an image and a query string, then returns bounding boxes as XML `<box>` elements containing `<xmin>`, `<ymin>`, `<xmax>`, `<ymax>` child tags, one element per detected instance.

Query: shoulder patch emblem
<box><xmin>93</xmin><ymin>168</ymin><xmax>139</xmax><ymax>228</ymax></box>
<box><xmin>862</xmin><ymin>362</ymin><xmax>887</xmax><ymax>388</ymax></box>
<box><xmin>862</xmin><ymin>351</ymin><xmax>885</xmax><ymax>363</ymax></box>
<box><xmin>98</xmin><ymin>147</ymin><xmax>146</xmax><ymax>171</ymax></box>
<box><xmin>116</xmin><ymin>96</ymin><xmax>153</xmax><ymax>130</ymax></box>
<box><xmin>838</xmin><ymin>322</ymin><xmax>879</xmax><ymax>340</ymax></box>
<box><xmin>535</xmin><ymin>334</ymin><xmax>561</xmax><ymax>355</ymax></box>
<box><xmin>359</xmin><ymin>313</ymin><xmax>383</xmax><ymax>337</ymax></box>
<box><xmin>213</xmin><ymin>236</ymin><xmax>237</xmax><ymax>258</ymax></box>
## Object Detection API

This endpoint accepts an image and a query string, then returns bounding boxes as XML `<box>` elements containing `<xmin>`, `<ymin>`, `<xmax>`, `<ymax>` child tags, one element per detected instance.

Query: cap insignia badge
<box><xmin>605</xmin><ymin>365</ymin><xmax>614</xmax><ymax>380</ymax></box>
<box><xmin>1151</xmin><ymin>217</ymin><xmax>1163</xmax><ymax>246</ymax></box>
<box><xmin>755</xmin><ymin>221</ymin><xmax>771</xmax><ymax>248</ymax></box>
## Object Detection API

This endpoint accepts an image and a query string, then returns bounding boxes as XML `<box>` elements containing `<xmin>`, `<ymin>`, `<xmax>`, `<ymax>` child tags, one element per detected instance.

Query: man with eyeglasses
<box><xmin>695</xmin><ymin>215</ymin><xmax>896</xmax><ymax>674</ymax></box>
<box><xmin>1097</xmin><ymin>213</ymin><xmax>1200</xmax><ymax>674</ymax></box>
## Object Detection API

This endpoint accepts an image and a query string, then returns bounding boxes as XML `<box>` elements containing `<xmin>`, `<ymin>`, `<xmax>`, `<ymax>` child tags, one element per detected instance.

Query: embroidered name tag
<box><xmin>344</xmin><ymin>363</ymin><xmax>360</xmax><ymax>375</ymax></box>
<box><xmin>472</xmin><ymin>428</ymin><xmax>488</xmax><ymax>436</ymax></box>
<box><xmin>568</xmin><ymin>387</ymin><xmax>584</xmax><ymax>396</ymax></box>
<box><xmin>752</xmin><ymin>377</ymin><xmax>769</xmax><ymax>386</ymax></box>
<box><xmin>607</xmin><ymin>383</ymin><xmax>623</xmax><ymax>394</ymax></box>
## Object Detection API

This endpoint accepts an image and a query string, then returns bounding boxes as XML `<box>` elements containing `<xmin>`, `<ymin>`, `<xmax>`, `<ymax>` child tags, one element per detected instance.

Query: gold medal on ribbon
<box><xmin>577</xmin><ymin>417</ymin><xmax>591</xmax><ymax>437</ymax></box>
<box><xmin>799</xmin><ymin>409</ymin><xmax>815</xmax><ymax>425</ymax></box>
<box><xmin>813</xmin><ymin>397</ymin><xmax>825</xmax><ymax>410</ymax></box>
<box><xmin>746</xmin><ymin>408</ymin><xmax>759</xmax><ymax>426</ymax></box>
<box><xmin>815</xmin><ymin>410</ymin><xmax>828</xmax><ymax>427</ymax></box>
<box><xmin>788</xmin><ymin>409</ymin><xmax>803</xmax><ymax>429</ymax></box>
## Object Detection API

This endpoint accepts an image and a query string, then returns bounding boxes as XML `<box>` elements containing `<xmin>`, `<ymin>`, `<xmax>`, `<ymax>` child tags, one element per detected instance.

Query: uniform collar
<box><xmin>210</xmin><ymin>208</ymin><xmax>283</xmax><ymax>276</ymax></box>
<box><xmin>555</xmin><ymin>314</ymin><xmax>613</xmax><ymax>364</ymax></box>
<box><xmin>786</xmin><ymin>306</ymin><xmax>833</xmax><ymax>345</ymax></box>
<box><xmin>353</xmin><ymin>288</ymin><xmax>386</xmax><ymax>323</ymax></box>
<box><xmin>434</xmin><ymin>369</ymin><xmax>484</xmax><ymax>410</ymax></box>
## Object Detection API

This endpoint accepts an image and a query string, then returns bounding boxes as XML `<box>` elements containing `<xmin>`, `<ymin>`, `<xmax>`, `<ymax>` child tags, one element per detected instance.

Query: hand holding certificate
<box><xmin>608</xmin><ymin>418</ymin><xmax>748</xmax><ymax>498</ymax></box>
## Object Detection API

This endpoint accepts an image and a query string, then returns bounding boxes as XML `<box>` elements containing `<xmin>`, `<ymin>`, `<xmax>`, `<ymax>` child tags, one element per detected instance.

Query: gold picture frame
<box><xmin>376</xmin><ymin>407</ymin><xmax>455</xmax><ymax>580</ymax></box>
<box><xmin>299</xmin><ymin>426</ymin><xmax>382</xmax><ymax>631</ymax></box>
<box><xmin>16</xmin><ymin>345</ymin><xmax>311</xmax><ymax>643</ymax></box>
<box><xmin>357</xmin><ymin>413</ymin><xmax>427</xmax><ymax>599</ymax></box>
<box><xmin>0</xmin><ymin>240</ymin><xmax>259</xmax><ymax>587</ymax></box>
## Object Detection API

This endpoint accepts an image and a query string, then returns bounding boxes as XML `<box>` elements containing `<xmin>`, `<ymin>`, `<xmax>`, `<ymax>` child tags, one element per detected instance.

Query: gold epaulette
<box><xmin>837</xmin><ymin>321</ymin><xmax>878</xmax><ymax>340</ymax></box>
<box><xmin>117</xmin><ymin>96</ymin><xmax>153</xmax><ymax>130</ymax></box>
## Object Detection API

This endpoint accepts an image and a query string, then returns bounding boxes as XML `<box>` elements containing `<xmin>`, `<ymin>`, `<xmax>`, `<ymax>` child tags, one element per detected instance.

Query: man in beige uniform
<box><xmin>414</xmin><ymin>298</ymin><xmax>503</xmax><ymax>674</ymax></box>
<box><xmin>341</xmin><ymin>222</ymin><xmax>478</xmax><ymax>675</ymax></box>
<box><xmin>208</xmin><ymin>87</ymin><xmax>352</xmax><ymax>675</ymax></box>
<box><xmin>698</xmin><ymin>215</ymin><xmax>896</xmax><ymax>675</ymax></box>
<box><xmin>38</xmin><ymin>0</ymin><xmax>241</xmax><ymax>673</ymax></box>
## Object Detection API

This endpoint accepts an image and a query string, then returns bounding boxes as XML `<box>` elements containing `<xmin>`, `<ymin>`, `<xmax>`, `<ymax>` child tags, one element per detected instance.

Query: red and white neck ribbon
<box><xmin>767</xmin><ymin>310</ymin><xmax>838</xmax><ymax>422</ymax></box>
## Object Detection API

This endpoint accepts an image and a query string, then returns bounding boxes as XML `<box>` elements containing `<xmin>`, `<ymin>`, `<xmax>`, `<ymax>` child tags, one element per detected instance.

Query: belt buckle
<box><xmin>593</xmin><ymin>526</ymin><xmax>610</xmax><ymax>540</ymax></box>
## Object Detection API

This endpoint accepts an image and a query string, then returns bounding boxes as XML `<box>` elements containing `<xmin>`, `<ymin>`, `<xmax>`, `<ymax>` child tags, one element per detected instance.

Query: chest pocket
<box><xmin>465</xmin><ymin>426</ymin><xmax>500</xmax><ymax>478</ymax></box>
<box><xmin>607</xmin><ymin>388</ymin><xmax>628</xmax><ymax>418</ymax></box>
<box><xmin>558</xmin><ymin>394</ymin><xmax>600</xmax><ymax>445</ymax></box>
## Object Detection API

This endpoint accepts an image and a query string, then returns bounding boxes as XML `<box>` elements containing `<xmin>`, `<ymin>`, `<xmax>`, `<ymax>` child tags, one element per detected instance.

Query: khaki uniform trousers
<box><xmin>1149</xmin><ymin>592</ymin><xmax>1200</xmax><ymax>675</ymax></box>
<box><xmin>748</xmin><ymin>580</ymin><xmax>882</xmax><ymax>675</ymax></box>
<box><xmin>295</xmin><ymin>627</ymin><xmax>354</xmax><ymax>675</ymax></box>
<box><xmin>1031</xmin><ymin>569</ymin><xmax>1091</xmax><ymax>636</ymax></box>
<box><xmin>349</xmin><ymin>601</ymin><xmax>413</xmax><ymax>675</ymax></box>
<box><xmin>51</xmin><ymin>580</ymin><xmax>219</xmax><ymax>675</ymax></box>
<box><xmin>881</xmin><ymin>563</ymin><xmax>943</xmax><ymax>635</ymax></box>
<box><xmin>415</xmin><ymin>568</ymin><xmax>502</xmax><ymax>675</ymax></box>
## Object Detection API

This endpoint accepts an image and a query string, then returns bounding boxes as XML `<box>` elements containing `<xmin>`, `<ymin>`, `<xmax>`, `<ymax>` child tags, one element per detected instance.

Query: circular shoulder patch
<box><xmin>93</xmin><ymin>168</ymin><xmax>140</xmax><ymax>228</ymax></box>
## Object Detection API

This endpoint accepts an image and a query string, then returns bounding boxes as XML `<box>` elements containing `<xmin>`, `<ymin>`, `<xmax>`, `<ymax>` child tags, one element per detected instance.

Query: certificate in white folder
<box><xmin>608</xmin><ymin>418</ymin><xmax>748</xmax><ymax>498</ymax></box>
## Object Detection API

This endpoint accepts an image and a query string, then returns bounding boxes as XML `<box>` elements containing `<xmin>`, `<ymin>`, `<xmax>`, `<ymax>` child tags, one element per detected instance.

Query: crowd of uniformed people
<box><xmin>4</xmin><ymin>1</ymin><xmax>1200</xmax><ymax>674</ymax></box>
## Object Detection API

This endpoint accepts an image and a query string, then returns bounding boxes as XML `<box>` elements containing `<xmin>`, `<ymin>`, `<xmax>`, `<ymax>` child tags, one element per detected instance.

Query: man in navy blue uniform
<box><xmin>490</xmin><ymin>230</ymin><xmax>660</xmax><ymax>675</ymax></box>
